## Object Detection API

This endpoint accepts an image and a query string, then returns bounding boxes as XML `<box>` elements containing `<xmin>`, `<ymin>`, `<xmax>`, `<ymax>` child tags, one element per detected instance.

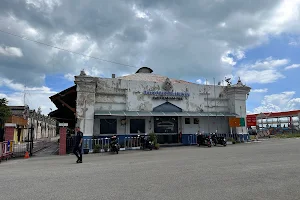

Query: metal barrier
<box><xmin>0</xmin><ymin>141</ymin><xmax>13</xmax><ymax>162</ymax></box>
<box><xmin>124</xmin><ymin>136</ymin><xmax>141</xmax><ymax>150</ymax></box>
<box><xmin>81</xmin><ymin>138</ymin><xmax>114</xmax><ymax>152</ymax></box>
<box><xmin>12</xmin><ymin>141</ymin><xmax>27</xmax><ymax>157</ymax></box>
<box><xmin>186</xmin><ymin>133</ymin><xmax>241</xmax><ymax>145</ymax></box>
<box><xmin>188</xmin><ymin>134</ymin><xmax>197</xmax><ymax>145</ymax></box>
<box><xmin>78</xmin><ymin>137</ymin><xmax>142</xmax><ymax>152</ymax></box>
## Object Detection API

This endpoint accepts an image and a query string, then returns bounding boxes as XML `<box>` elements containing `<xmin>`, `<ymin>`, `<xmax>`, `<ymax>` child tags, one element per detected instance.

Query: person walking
<box><xmin>73</xmin><ymin>126</ymin><xmax>83</xmax><ymax>163</ymax></box>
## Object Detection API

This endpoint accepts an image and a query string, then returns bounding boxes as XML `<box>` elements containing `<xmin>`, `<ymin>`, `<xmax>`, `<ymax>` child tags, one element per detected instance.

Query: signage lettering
<box><xmin>152</xmin><ymin>96</ymin><xmax>183</xmax><ymax>100</ymax></box>
<box><xmin>143</xmin><ymin>90</ymin><xmax>190</xmax><ymax>97</ymax></box>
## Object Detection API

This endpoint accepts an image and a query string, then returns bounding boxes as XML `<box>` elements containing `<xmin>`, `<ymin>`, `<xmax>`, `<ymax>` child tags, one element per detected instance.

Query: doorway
<box><xmin>154</xmin><ymin>116</ymin><xmax>179</xmax><ymax>143</ymax></box>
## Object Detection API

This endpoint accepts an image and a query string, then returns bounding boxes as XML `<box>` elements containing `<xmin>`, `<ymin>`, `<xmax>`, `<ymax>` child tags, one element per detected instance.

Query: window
<box><xmin>185</xmin><ymin>118</ymin><xmax>190</xmax><ymax>124</ymax></box>
<box><xmin>194</xmin><ymin>118</ymin><xmax>199</xmax><ymax>124</ymax></box>
<box><xmin>130</xmin><ymin>119</ymin><xmax>145</xmax><ymax>133</ymax></box>
<box><xmin>100</xmin><ymin>119</ymin><xmax>117</xmax><ymax>134</ymax></box>
<box><xmin>154</xmin><ymin>117</ymin><xmax>178</xmax><ymax>133</ymax></box>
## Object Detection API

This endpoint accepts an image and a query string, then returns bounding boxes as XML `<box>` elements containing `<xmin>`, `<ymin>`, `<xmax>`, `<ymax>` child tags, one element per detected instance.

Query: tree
<box><xmin>0</xmin><ymin>98</ymin><xmax>11</xmax><ymax>142</ymax></box>
<box><xmin>0</xmin><ymin>98</ymin><xmax>11</xmax><ymax>127</ymax></box>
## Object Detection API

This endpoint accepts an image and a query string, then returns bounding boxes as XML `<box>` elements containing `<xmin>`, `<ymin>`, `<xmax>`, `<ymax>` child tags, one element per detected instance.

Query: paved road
<box><xmin>1</xmin><ymin>138</ymin><xmax>300</xmax><ymax>200</ymax></box>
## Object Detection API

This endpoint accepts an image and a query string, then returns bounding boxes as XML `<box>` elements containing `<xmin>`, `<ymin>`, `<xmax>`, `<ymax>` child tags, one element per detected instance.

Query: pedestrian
<box><xmin>73</xmin><ymin>126</ymin><xmax>83</xmax><ymax>163</ymax></box>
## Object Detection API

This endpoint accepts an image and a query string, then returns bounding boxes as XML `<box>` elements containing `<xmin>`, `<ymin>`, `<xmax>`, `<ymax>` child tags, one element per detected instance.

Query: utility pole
<box><xmin>206</xmin><ymin>79</ymin><xmax>209</xmax><ymax>133</ymax></box>
<box><xmin>214</xmin><ymin>78</ymin><xmax>217</xmax><ymax>133</ymax></box>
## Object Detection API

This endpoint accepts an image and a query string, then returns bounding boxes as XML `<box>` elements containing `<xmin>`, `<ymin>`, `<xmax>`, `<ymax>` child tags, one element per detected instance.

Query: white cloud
<box><xmin>250</xmin><ymin>57</ymin><xmax>289</xmax><ymax>69</ymax></box>
<box><xmin>253</xmin><ymin>91</ymin><xmax>300</xmax><ymax>113</ymax></box>
<box><xmin>1</xmin><ymin>0</ymin><xmax>300</xmax><ymax>114</ymax></box>
<box><xmin>251</xmin><ymin>88</ymin><xmax>268</xmax><ymax>93</ymax></box>
<box><xmin>196</xmin><ymin>79</ymin><xmax>202</xmax><ymax>84</ymax></box>
<box><xmin>0</xmin><ymin>45</ymin><xmax>23</xmax><ymax>57</ymax></box>
<box><xmin>0</xmin><ymin>78</ymin><xmax>56</xmax><ymax>114</ymax></box>
<box><xmin>236</xmin><ymin>69</ymin><xmax>285</xmax><ymax>84</ymax></box>
<box><xmin>236</xmin><ymin>57</ymin><xmax>289</xmax><ymax>84</ymax></box>
<box><xmin>288</xmin><ymin>36</ymin><xmax>300</xmax><ymax>46</ymax></box>
<box><xmin>64</xmin><ymin>73</ymin><xmax>74</xmax><ymax>81</ymax></box>
<box><xmin>285</xmin><ymin>64</ymin><xmax>300</xmax><ymax>70</ymax></box>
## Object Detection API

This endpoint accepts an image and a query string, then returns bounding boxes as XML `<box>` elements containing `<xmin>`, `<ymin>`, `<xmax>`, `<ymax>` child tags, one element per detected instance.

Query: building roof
<box><xmin>135</xmin><ymin>67</ymin><xmax>153</xmax><ymax>73</ymax></box>
<box><xmin>118</xmin><ymin>73</ymin><xmax>193</xmax><ymax>84</ymax></box>
<box><xmin>247</xmin><ymin>110</ymin><xmax>300</xmax><ymax>118</ymax></box>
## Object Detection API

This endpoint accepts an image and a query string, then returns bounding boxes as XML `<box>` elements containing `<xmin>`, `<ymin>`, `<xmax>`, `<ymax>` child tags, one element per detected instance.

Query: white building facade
<box><xmin>74</xmin><ymin>67</ymin><xmax>250</xmax><ymax>144</ymax></box>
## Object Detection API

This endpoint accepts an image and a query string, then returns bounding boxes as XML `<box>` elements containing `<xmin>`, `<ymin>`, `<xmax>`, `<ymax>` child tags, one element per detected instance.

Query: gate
<box><xmin>66</xmin><ymin>136</ymin><xmax>75</xmax><ymax>154</ymax></box>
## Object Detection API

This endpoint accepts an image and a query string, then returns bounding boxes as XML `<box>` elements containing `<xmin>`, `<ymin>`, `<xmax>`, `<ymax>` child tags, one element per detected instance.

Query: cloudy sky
<box><xmin>0</xmin><ymin>0</ymin><xmax>300</xmax><ymax>114</ymax></box>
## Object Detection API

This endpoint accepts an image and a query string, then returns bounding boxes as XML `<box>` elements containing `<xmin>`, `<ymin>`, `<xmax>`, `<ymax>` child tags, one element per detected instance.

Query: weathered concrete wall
<box><xmin>94</xmin><ymin>78</ymin><xmax>229</xmax><ymax>113</ymax></box>
<box><xmin>227</xmin><ymin>86</ymin><xmax>251</xmax><ymax>134</ymax></box>
<box><xmin>182</xmin><ymin>117</ymin><xmax>229</xmax><ymax>134</ymax></box>
<box><xmin>75</xmin><ymin>76</ymin><xmax>97</xmax><ymax>136</ymax></box>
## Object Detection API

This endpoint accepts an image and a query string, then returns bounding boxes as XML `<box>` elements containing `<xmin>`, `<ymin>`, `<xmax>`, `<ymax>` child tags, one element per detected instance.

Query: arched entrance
<box><xmin>153</xmin><ymin>102</ymin><xmax>182</xmax><ymax>144</ymax></box>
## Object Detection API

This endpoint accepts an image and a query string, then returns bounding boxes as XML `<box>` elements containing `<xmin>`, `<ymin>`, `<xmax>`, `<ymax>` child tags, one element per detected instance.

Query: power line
<box><xmin>0</xmin><ymin>29</ymin><xmax>138</xmax><ymax>69</ymax></box>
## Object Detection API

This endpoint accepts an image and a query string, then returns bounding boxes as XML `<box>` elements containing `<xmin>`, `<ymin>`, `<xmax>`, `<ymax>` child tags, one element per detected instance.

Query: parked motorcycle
<box><xmin>140</xmin><ymin>135</ymin><xmax>153</xmax><ymax>150</ymax></box>
<box><xmin>197</xmin><ymin>134</ymin><xmax>212</xmax><ymax>147</ymax></box>
<box><xmin>110</xmin><ymin>136</ymin><xmax>119</xmax><ymax>154</ymax></box>
<box><xmin>211</xmin><ymin>134</ymin><xmax>227</xmax><ymax>146</ymax></box>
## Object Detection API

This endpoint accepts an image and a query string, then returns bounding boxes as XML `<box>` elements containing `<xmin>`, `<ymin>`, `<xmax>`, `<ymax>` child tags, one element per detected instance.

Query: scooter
<box><xmin>110</xmin><ymin>136</ymin><xmax>119</xmax><ymax>154</ymax></box>
<box><xmin>197</xmin><ymin>134</ymin><xmax>212</xmax><ymax>147</ymax></box>
<box><xmin>110</xmin><ymin>142</ymin><xmax>119</xmax><ymax>154</ymax></box>
<box><xmin>211</xmin><ymin>134</ymin><xmax>227</xmax><ymax>146</ymax></box>
<box><xmin>140</xmin><ymin>136</ymin><xmax>153</xmax><ymax>150</ymax></box>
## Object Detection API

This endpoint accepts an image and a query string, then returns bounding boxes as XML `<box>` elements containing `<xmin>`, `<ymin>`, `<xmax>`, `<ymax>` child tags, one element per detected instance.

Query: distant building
<box><xmin>5</xmin><ymin>106</ymin><xmax>57</xmax><ymax>142</ymax></box>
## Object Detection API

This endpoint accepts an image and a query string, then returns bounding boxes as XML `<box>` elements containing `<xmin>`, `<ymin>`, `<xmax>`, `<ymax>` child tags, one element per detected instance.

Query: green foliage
<box><xmin>227</xmin><ymin>137</ymin><xmax>236</xmax><ymax>144</ymax></box>
<box><xmin>149</xmin><ymin>132</ymin><xmax>157</xmax><ymax>143</ymax></box>
<box><xmin>0</xmin><ymin>98</ymin><xmax>11</xmax><ymax>127</ymax></box>
<box><xmin>93</xmin><ymin>144</ymin><xmax>101</xmax><ymax>153</ymax></box>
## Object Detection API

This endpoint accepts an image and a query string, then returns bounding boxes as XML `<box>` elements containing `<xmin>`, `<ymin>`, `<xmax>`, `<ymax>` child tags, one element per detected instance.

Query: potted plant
<box><xmin>104</xmin><ymin>144</ymin><xmax>109</xmax><ymax>152</ymax></box>
<box><xmin>154</xmin><ymin>143</ymin><xmax>160</xmax><ymax>150</ymax></box>
<box><xmin>93</xmin><ymin>144</ymin><xmax>101</xmax><ymax>153</ymax></box>
<box><xmin>149</xmin><ymin>132</ymin><xmax>157</xmax><ymax>144</ymax></box>
<box><xmin>227</xmin><ymin>138</ymin><xmax>236</xmax><ymax>144</ymax></box>
<box><xmin>83</xmin><ymin>143</ymin><xmax>89</xmax><ymax>154</ymax></box>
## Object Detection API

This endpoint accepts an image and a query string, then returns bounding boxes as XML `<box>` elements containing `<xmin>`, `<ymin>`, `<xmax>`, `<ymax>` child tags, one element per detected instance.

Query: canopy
<box><xmin>95</xmin><ymin>110</ymin><xmax>238</xmax><ymax>117</ymax></box>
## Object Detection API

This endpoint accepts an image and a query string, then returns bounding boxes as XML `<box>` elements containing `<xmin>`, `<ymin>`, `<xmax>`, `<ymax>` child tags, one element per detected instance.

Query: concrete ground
<box><xmin>1</xmin><ymin>138</ymin><xmax>300</xmax><ymax>200</ymax></box>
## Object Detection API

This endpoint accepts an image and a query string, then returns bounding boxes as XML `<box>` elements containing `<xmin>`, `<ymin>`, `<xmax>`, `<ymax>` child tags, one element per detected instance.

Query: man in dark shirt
<box><xmin>73</xmin><ymin>127</ymin><xmax>83</xmax><ymax>163</ymax></box>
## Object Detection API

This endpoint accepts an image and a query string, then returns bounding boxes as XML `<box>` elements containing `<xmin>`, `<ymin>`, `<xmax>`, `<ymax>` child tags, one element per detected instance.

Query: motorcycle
<box><xmin>140</xmin><ymin>136</ymin><xmax>153</xmax><ymax>150</ymax></box>
<box><xmin>211</xmin><ymin>134</ymin><xmax>227</xmax><ymax>146</ymax></box>
<box><xmin>110</xmin><ymin>137</ymin><xmax>119</xmax><ymax>154</ymax></box>
<box><xmin>110</xmin><ymin>142</ymin><xmax>119</xmax><ymax>154</ymax></box>
<box><xmin>197</xmin><ymin>134</ymin><xmax>212</xmax><ymax>147</ymax></box>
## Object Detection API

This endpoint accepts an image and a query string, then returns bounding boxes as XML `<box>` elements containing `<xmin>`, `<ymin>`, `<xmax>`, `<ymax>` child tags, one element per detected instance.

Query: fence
<box><xmin>65</xmin><ymin>136</ymin><xmax>145</xmax><ymax>153</ymax></box>
<box><xmin>0</xmin><ymin>141</ymin><xmax>13</xmax><ymax>162</ymax></box>
<box><xmin>187</xmin><ymin>133</ymin><xmax>241</xmax><ymax>145</ymax></box>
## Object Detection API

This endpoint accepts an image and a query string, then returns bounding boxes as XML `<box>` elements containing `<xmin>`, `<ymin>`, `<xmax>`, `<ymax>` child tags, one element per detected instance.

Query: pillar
<box><xmin>59</xmin><ymin>123</ymin><xmax>68</xmax><ymax>155</ymax></box>
<box><xmin>226</xmin><ymin>80</ymin><xmax>251</xmax><ymax>142</ymax></box>
<box><xmin>74</xmin><ymin>71</ymin><xmax>96</xmax><ymax>137</ymax></box>
<box><xmin>4</xmin><ymin>123</ymin><xmax>16</xmax><ymax>141</ymax></box>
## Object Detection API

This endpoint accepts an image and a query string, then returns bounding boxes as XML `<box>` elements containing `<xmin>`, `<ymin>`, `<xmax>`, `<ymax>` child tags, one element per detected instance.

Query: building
<box><xmin>247</xmin><ymin>110</ymin><xmax>300</xmax><ymax>131</ymax></box>
<box><xmin>70</xmin><ymin>67</ymin><xmax>251</xmax><ymax>144</ymax></box>
<box><xmin>5</xmin><ymin>106</ymin><xmax>57</xmax><ymax>142</ymax></box>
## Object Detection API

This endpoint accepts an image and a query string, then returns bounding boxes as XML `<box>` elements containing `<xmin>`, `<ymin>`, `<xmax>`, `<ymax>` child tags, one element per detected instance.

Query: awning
<box><xmin>94</xmin><ymin>110</ymin><xmax>238</xmax><ymax>117</ymax></box>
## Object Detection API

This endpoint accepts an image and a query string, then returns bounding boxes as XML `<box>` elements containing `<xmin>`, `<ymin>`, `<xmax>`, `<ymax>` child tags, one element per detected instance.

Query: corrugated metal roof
<box><xmin>117</xmin><ymin>73</ymin><xmax>193</xmax><ymax>84</ymax></box>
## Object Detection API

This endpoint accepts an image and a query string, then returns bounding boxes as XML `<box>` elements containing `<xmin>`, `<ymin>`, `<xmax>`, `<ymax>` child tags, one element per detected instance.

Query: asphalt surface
<box><xmin>1</xmin><ymin>138</ymin><xmax>300</xmax><ymax>200</ymax></box>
